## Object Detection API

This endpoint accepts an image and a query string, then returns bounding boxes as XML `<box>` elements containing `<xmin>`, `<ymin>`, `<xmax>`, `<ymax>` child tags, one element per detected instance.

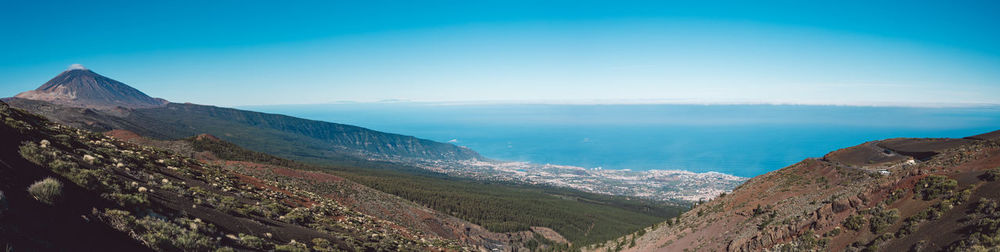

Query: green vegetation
<box><xmin>345</xmin><ymin>168</ymin><xmax>678</xmax><ymax>246</ymax></box>
<box><xmin>982</xmin><ymin>167</ymin><xmax>1000</xmax><ymax>181</ymax></box>
<box><xmin>311</xmin><ymin>238</ymin><xmax>335</xmax><ymax>252</ymax></box>
<box><xmin>27</xmin><ymin>177</ymin><xmax>62</xmax><ymax>205</ymax></box>
<box><xmin>914</xmin><ymin>175</ymin><xmax>957</xmax><ymax>200</ymax></box>
<box><xmin>19</xmin><ymin>141</ymin><xmax>116</xmax><ymax>192</ymax></box>
<box><xmin>882</xmin><ymin>188</ymin><xmax>905</xmax><ymax>205</ymax></box>
<box><xmin>843</xmin><ymin>214</ymin><xmax>866</xmax><ymax>231</ymax></box>
<box><xmin>189</xmin><ymin>131</ymin><xmax>684</xmax><ymax>247</ymax></box>
<box><xmin>896</xmin><ymin>177</ymin><xmax>976</xmax><ymax>239</ymax></box>
<box><xmin>102</xmin><ymin>209</ymin><xmax>218</xmax><ymax>251</ymax></box>
<box><xmin>825</xmin><ymin>227</ymin><xmax>841</xmax><ymax>237</ymax></box>
<box><xmin>868</xmin><ymin>207</ymin><xmax>900</xmax><ymax>234</ymax></box>
<box><xmin>280</xmin><ymin>207</ymin><xmax>313</xmax><ymax>225</ymax></box>
<box><xmin>238</xmin><ymin>233</ymin><xmax>267</xmax><ymax>250</ymax></box>
<box><xmin>776</xmin><ymin>230</ymin><xmax>829</xmax><ymax>251</ymax></box>
<box><xmin>949</xmin><ymin>198</ymin><xmax>1000</xmax><ymax>251</ymax></box>
<box><xmin>274</xmin><ymin>240</ymin><xmax>309</xmax><ymax>252</ymax></box>
<box><xmin>525</xmin><ymin>233</ymin><xmax>569</xmax><ymax>251</ymax></box>
<box><xmin>109</xmin><ymin>192</ymin><xmax>149</xmax><ymax>207</ymax></box>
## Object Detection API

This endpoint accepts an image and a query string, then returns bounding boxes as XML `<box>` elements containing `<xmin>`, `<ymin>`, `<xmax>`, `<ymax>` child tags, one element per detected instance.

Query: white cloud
<box><xmin>448</xmin><ymin>139</ymin><xmax>459</xmax><ymax>143</ymax></box>
<box><xmin>67</xmin><ymin>64</ymin><xmax>87</xmax><ymax>70</ymax></box>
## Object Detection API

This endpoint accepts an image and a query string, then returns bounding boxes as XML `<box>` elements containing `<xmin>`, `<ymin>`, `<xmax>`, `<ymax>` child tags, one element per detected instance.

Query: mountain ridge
<box><xmin>5</xmin><ymin>67</ymin><xmax>481</xmax><ymax>162</ymax></box>
<box><xmin>14</xmin><ymin>67</ymin><xmax>167</xmax><ymax>109</ymax></box>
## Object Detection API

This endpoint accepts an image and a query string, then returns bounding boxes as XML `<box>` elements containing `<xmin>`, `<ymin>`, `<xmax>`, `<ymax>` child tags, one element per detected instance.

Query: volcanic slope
<box><xmin>0</xmin><ymin>100</ymin><xmax>482</xmax><ymax>251</ymax></box>
<box><xmin>14</xmin><ymin>66</ymin><xmax>167</xmax><ymax>109</ymax></box>
<box><xmin>6</xmin><ymin>68</ymin><xmax>687</xmax><ymax>248</ymax></box>
<box><xmin>107</xmin><ymin>129</ymin><xmax>575</xmax><ymax>251</ymax></box>
<box><xmin>5</xmin><ymin>66</ymin><xmax>479</xmax><ymax>161</ymax></box>
<box><xmin>590</xmin><ymin>131</ymin><xmax>1000</xmax><ymax>252</ymax></box>
<box><xmin>117</xmin><ymin>128</ymin><xmax>682</xmax><ymax>249</ymax></box>
<box><xmin>3</xmin><ymin>98</ymin><xmax>479</xmax><ymax>162</ymax></box>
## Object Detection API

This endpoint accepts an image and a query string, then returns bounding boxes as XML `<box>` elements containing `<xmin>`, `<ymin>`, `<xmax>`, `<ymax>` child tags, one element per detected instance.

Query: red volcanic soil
<box><xmin>214</xmin><ymin>160</ymin><xmax>352</xmax><ymax>207</ymax></box>
<box><xmin>599</xmin><ymin>132</ymin><xmax>1000</xmax><ymax>252</ymax></box>
<box><xmin>967</xmin><ymin>130</ymin><xmax>1000</xmax><ymax>141</ymax></box>
<box><xmin>271</xmin><ymin>166</ymin><xmax>344</xmax><ymax>183</ymax></box>
<box><xmin>229</xmin><ymin>171</ymin><xmax>316</xmax><ymax>208</ymax></box>
<box><xmin>221</xmin><ymin>160</ymin><xmax>344</xmax><ymax>183</ymax></box>
<box><xmin>878</xmin><ymin>138</ymin><xmax>975</xmax><ymax>160</ymax></box>
<box><xmin>194</xmin><ymin>133</ymin><xmax>220</xmax><ymax>141</ymax></box>
<box><xmin>824</xmin><ymin>141</ymin><xmax>909</xmax><ymax>167</ymax></box>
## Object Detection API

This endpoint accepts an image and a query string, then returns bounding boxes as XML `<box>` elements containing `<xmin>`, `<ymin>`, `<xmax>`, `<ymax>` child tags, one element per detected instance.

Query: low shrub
<box><xmin>825</xmin><ymin>227</ymin><xmax>841</xmax><ymax>237</ymax></box>
<box><xmin>66</xmin><ymin>168</ymin><xmax>108</xmax><ymax>190</ymax></box>
<box><xmin>214</xmin><ymin>247</ymin><xmax>236</xmax><ymax>252</ymax></box>
<box><xmin>238</xmin><ymin>233</ymin><xmax>267</xmax><ymax>250</ymax></box>
<box><xmin>4</xmin><ymin>117</ymin><xmax>30</xmax><ymax>132</ymax></box>
<box><xmin>27</xmin><ymin>177</ymin><xmax>62</xmax><ymax>205</ymax></box>
<box><xmin>869</xmin><ymin>208</ymin><xmax>900</xmax><ymax>234</ymax></box>
<box><xmin>976</xmin><ymin>198</ymin><xmax>998</xmax><ymax>215</ymax></box>
<box><xmin>914</xmin><ymin>175</ymin><xmax>957</xmax><ymax>200</ymax></box>
<box><xmin>312</xmin><ymin>238</ymin><xmax>334</xmax><ymax>251</ymax></box>
<box><xmin>281</xmin><ymin>207</ymin><xmax>313</xmax><ymax>225</ymax></box>
<box><xmin>110</xmin><ymin>192</ymin><xmax>149</xmax><ymax>207</ymax></box>
<box><xmin>882</xmin><ymin>189</ymin><xmax>905</xmax><ymax>205</ymax></box>
<box><xmin>48</xmin><ymin>159</ymin><xmax>78</xmax><ymax>173</ymax></box>
<box><xmin>53</xmin><ymin>134</ymin><xmax>72</xmax><ymax>145</ymax></box>
<box><xmin>102</xmin><ymin>209</ymin><xmax>137</xmax><ymax>231</ymax></box>
<box><xmin>843</xmin><ymin>214</ymin><xmax>866</xmax><ymax>231</ymax></box>
<box><xmin>982</xmin><ymin>168</ymin><xmax>1000</xmax><ymax>182</ymax></box>
<box><xmin>217</xmin><ymin>196</ymin><xmax>248</xmax><ymax>216</ymax></box>
<box><xmin>135</xmin><ymin>216</ymin><xmax>216</xmax><ymax>251</ymax></box>
<box><xmin>949</xmin><ymin>198</ymin><xmax>1000</xmax><ymax>250</ymax></box>
<box><xmin>19</xmin><ymin>142</ymin><xmax>50</xmax><ymax>165</ymax></box>
<box><xmin>275</xmin><ymin>240</ymin><xmax>309</xmax><ymax>252</ymax></box>
<box><xmin>955</xmin><ymin>188</ymin><xmax>973</xmax><ymax>205</ymax></box>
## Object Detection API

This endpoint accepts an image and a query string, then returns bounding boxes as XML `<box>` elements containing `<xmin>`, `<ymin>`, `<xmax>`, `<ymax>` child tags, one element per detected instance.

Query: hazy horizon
<box><xmin>240</xmin><ymin>99</ymin><xmax>1000</xmax><ymax>109</ymax></box>
<box><xmin>244</xmin><ymin>103</ymin><xmax>1000</xmax><ymax>177</ymax></box>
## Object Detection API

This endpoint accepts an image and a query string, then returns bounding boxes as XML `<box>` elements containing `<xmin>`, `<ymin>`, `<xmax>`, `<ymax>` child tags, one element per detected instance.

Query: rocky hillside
<box><xmin>4</xmin><ymin>69</ymin><xmax>685</xmax><ymax>249</ymax></box>
<box><xmin>107</xmin><ymin>129</ymin><xmax>570</xmax><ymax>251</ymax></box>
<box><xmin>1</xmin><ymin>100</ymin><xmax>546</xmax><ymax>251</ymax></box>
<box><xmin>590</xmin><ymin>130</ymin><xmax>1000</xmax><ymax>251</ymax></box>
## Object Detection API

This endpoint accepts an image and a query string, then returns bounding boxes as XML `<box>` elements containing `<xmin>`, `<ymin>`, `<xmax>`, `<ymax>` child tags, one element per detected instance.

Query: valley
<box><xmin>1</xmin><ymin>67</ymin><xmax>691</xmax><ymax>250</ymax></box>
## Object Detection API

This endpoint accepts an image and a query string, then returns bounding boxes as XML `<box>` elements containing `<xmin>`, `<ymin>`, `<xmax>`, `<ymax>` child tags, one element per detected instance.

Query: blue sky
<box><xmin>1</xmin><ymin>0</ymin><xmax>999</xmax><ymax>106</ymax></box>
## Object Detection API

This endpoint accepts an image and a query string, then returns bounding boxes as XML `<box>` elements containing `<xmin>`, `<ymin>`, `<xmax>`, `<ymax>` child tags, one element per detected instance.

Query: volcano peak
<box><xmin>13</xmin><ymin>66</ymin><xmax>167</xmax><ymax>109</ymax></box>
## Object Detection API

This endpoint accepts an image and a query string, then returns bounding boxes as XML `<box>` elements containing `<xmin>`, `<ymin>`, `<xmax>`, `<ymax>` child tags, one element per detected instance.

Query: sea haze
<box><xmin>241</xmin><ymin>104</ymin><xmax>1000</xmax><ymax>177</ymax></box>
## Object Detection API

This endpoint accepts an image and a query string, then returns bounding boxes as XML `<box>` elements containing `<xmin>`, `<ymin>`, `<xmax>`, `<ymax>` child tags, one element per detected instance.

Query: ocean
<box><xmin>241</xmin><ymin>103</ymin><xmax>1000</xmax><ymax>177</ymax></box>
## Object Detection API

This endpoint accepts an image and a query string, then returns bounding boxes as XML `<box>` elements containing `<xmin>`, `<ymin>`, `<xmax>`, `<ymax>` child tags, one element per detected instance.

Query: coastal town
<box><xmin>410</xmin><ymin>158</ymin><xmax>748</xmax><ymax>203</ymax></box>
